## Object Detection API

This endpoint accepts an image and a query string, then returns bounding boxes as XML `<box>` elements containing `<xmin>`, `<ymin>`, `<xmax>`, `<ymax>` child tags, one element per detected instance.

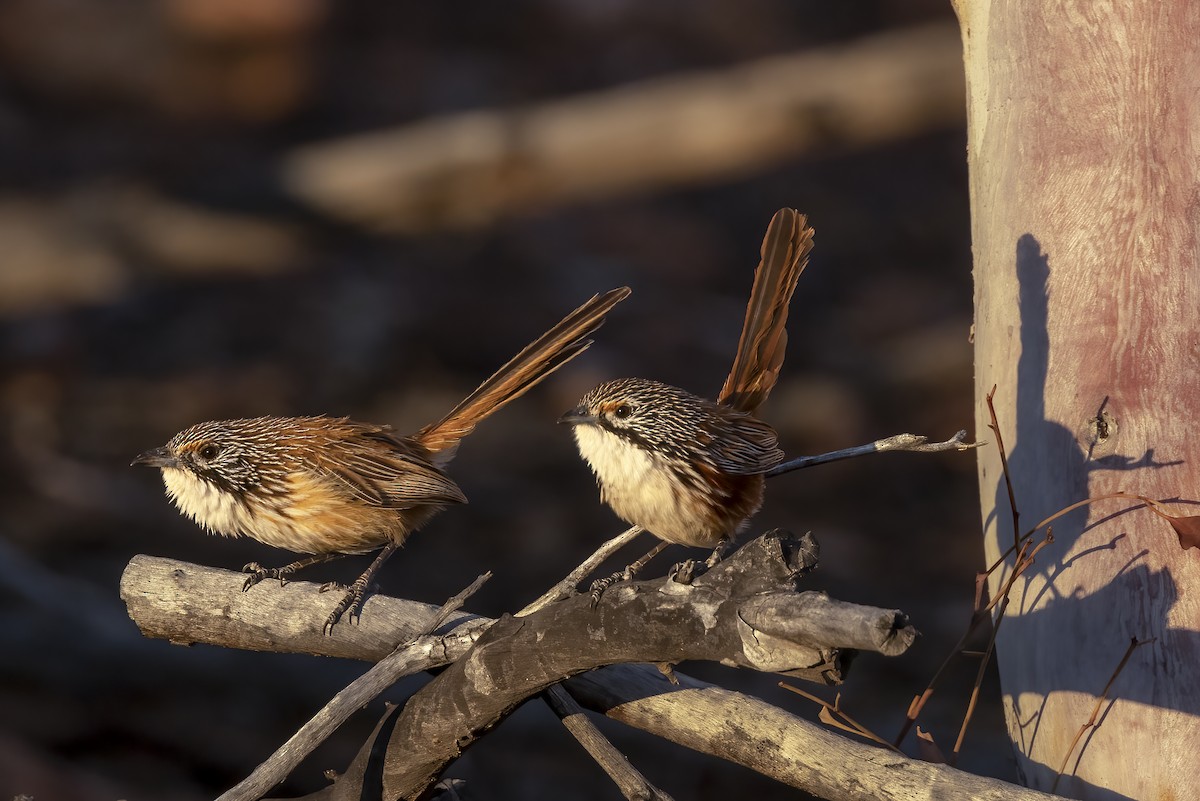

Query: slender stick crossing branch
<box><xmin>768</xmin><ymin>430</ymin><xmax>981</xmax><ymax>477</ymax></box>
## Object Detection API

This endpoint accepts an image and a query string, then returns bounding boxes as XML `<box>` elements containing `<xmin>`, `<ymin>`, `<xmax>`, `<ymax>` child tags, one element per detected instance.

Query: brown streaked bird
<box><xmin>560</xmin><ymin>209</ymin><xmax>813</xmax><ymax>584</ymax></box>
<box><xmin>133</xmin><ymin>287</ymin><xmax>630</xmax><ymax>632</ymax></box>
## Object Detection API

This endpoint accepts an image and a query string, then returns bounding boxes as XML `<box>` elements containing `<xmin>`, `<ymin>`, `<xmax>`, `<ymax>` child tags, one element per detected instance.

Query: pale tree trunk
<box><xmin>958</xmin><ymin>1</ymin><xmax>1200</xmax><ymax>798</ymax></box>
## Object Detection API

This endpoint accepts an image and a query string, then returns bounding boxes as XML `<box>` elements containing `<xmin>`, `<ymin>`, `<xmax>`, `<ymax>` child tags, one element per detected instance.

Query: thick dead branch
<box><xmin>542</xmin><ymin>684</ymin><xmax>674</xmax><ymax>801</ymax></box>
<box><xmin>307</xmin><ymin>665</ymin><xmax>1068</xmax><ymax>801</ymax></box>
<box><xmin>371</xmin><ymin>531</ymin><xmax>909</xmax><ymax>798</ymax></box>
<box><xmin>566</xmin><ymin>667</ymin><xmax>1068</xmax><ymax>801</ymax></box>
<box><xmin>120</xmin><ymin>553</ymin><xmax>489</xmax><ymax>662</ymax></box>
<box><xmin>216</xmin><ymin>574</ymin><xmax>492</xmax><ymax>801</ymax></box>
<box><xmin>122</xmin><ymin>543</ymin><xmax>1061</xmax><ymax>801</ymax></box>
<box><xmin>122</xmin><ymin>531</ymin><xmax>902</xmax><ymax>681</ymax></box>
<box><xmin>282</xmin><ymin>23</ymin><xmax>964</xmax><ymax>232</ymax></box>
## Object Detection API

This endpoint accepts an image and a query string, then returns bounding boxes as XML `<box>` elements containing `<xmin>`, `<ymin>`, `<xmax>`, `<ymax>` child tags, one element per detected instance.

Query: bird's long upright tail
<box><xmin>417</xmin><ymin>286</ymin><xmax>631</xmax><ymax>461</ymax></box>
<box><xmin>717</xmin><ymin>208</ymin><xmax>815</xmax><ymax>414</ymax></box>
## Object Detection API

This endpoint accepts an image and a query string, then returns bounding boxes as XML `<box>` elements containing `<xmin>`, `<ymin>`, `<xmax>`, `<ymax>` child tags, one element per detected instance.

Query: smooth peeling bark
<box><xmin>957</xmin><ymin>1</ymin><xmax>1200</xmax><ymax>798</ymax></box>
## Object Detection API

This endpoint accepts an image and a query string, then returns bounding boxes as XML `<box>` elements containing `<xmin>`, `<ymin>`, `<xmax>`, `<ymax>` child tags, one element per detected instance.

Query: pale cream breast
<box><xmin>161</xmin><ymin>467</ymin><xmax>394</xmax><ymax>554</ymax></box>
<box><xmin>571</xmin><ymin>425</ymin><xmax>722</xmax><ymax>547</ymax></box>
<box><xmin>162</xmin><ymin>466</ymin><xmax>253</xmax><ymax>540</ymax></box>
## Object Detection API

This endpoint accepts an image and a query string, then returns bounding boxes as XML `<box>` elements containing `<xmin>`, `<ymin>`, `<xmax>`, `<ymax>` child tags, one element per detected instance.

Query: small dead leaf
<box><xmin>1135</xmin><ymin>497</ymin><xmax>1200</xmax><ymax>550</ymax></box>
<box><xmin>817</xmin><ymin>706</ymin><xmax>860</xmax><ymax>737</ymax></box>
<box><xmin>1167</xmin><ymin>515</ymin><xmax>1200</xmax><ymax>550</ymax></box>
<box><xmin>916</xmin><ymin>726</ymin><xmax>948</xmax><ymax>764</ymax></box>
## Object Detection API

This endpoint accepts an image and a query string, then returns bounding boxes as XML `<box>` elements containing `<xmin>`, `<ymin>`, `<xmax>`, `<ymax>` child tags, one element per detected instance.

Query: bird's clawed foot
<box><xmin>241</xmin><ymin>562</ymin><xmax>294</xmax><ymax>592</ymax></box>
<box><xmin>588</xmin><ymin>567</ymin><xmax>634</xmax><ymax>607</ymax></box>
<box><xmin>667</xmin><ymin>559</ymin><xmax>702</xmax><ymax>584</ymax></box>
<box><xmin>668</xmin><ymin>544</ymin><xmax>726</xmax><ymax>585</ymax></box>
<box><xmin>320</xmin><ymin>541</ymin><xmax>399</xmax><ymax>635</ymax></box>
<box><xmin>242</xmin><ymin>553</ymin><xmax>348</xmax><ymax>592</ymax></box>
<box><xmin>323</xmin><ymin>578</ymin><xmax>372</xmax><ymax>635</ymax></box>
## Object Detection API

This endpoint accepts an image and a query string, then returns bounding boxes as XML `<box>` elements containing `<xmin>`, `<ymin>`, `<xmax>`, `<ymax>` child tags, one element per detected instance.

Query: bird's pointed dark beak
<box><xmin>131</xmin><ymin>446</ymin><xmax>179</xmax><ymax>469</ymax></box>
<box><xmin>558</xmin><ymin>406</ymin><xmax>598</xmax><ymax>426</ymax></box>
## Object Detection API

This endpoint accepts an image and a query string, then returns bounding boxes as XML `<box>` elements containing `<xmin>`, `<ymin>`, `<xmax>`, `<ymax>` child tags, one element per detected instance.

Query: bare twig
<box><xmin>1051</xmin><ymin>637</ymin><xmax>1155</xmax><ymax>793</ymax></box>
<box><xmin>950</xmin><ymin>602</ymin><xmax>1003</xmax><ymax>763</ymax></box>
<box><xmin>520</xmin><ymin>525</ymin><xmax>671</xmax><ymax>801</ymax></box>
<box><xmin>519</xmin><ymin>525</ymin><xmax>645</xmax><ymax>615</ymax></box>
<box><xmin>543</xmin><ymin>685</ymin><xmax>674</xmax><ymax>801</ymax></box>
<box><xmin>894</xmin><ymin>529</ymin><xmax>1053</xmax><ymax>747</ymax></box>
<box><xmin>984</xmin><ymin>492</ymin><xmax>1129</xmax><ymax>579</ymax></box>
<box><xmin>216</xmin><ymin>573</ymin><xmax>492</xmax><ymax>801</ymax></box>
<box><xmin>524</xmin><ymin>526</ymin><xmax>673</xmax><ymax>801</ymax></box>
<box><xmin>779</xmin><ymin>684</ymin><xmax>904</xmax><ymax>754</ymax></box>
<box><xmin>985</xmin><ymin>385</ymin><xmax>1020</xmax><ymax>551</ymax></box>
<box><xmin>767</xmin><ymin>430</ymin><xmax>980</xmax><ymax>477</ymax></box>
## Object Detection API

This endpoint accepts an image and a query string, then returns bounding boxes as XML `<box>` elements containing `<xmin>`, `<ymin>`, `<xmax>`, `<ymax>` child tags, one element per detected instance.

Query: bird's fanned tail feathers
<box><xmin>717</xmin><ymin>208</ymin><xmax>815</xmax><ymax>414</ymax></box>
<box><xmin>417</xmin><ymin>287</ymin><xmax>631</xmax><ymax>459</ymax></box>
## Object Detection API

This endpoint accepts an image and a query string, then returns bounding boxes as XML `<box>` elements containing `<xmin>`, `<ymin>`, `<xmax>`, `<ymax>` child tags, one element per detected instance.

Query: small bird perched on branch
<box><xmin>133</xmin><ymin>287</ymin><xmax>630</xmax><ymax>632</ymax></box>
<box><xmin>560</xmin><ymin>209</ymin><xmax>813</xmax><ymax>589</ymax></box>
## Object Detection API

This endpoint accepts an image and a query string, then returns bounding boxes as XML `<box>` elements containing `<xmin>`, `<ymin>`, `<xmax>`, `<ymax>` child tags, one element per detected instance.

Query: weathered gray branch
<box><xmin>542</xmin><ymin>684</ymin><xmax>674</xmax><ymax>801</ymax></box>
<box><xmin>566</xmin><ymin>666</ymin><xmax>1067</xmax><ymax>801</ymax></box>
<box><xmin>121</xmin><ymin>531</ymin><xmax>898</xmax><ymax>680</ymax></box>
<box><xmin>215</xmin><ymin>573</ymin><xmax>493</xmax><ymax>801</ymax></box>
<box><xmin>120</xmin><ymin>553</ymin><xmax>488</xmax><ymax>662</ymax></box>
<box><xmin>119</xmin><ymin>534</ymin><xmax>1061</xmax><ymax>801</ymax></box>
<box><xmin>374</xmin><ymin>531</ymin><xmax>877</xmax><ymax>797</ymax></box>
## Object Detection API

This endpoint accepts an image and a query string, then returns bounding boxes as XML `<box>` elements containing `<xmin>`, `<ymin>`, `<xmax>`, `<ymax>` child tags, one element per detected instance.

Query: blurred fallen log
<box><xmin>282</xmin><ymin>23</ymin><xmax>964</xmax><ymax>233</ymax></box>
<box><xmin>0</xmin><ymin>187</ymin><xmax>304</xmax><ymax>316</ymax></box>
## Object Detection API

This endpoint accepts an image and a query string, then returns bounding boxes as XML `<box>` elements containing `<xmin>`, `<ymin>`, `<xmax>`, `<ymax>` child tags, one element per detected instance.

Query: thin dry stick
<box><xmin>980</xmin><ymin>532</ymin><xmax>1054</xmax><ymax>617</ymax></box>
<box><xmin>217</xmin><ymin>573</ymin><xmax>492</xmax><ymax>801</ymax></box>
<box><xmin>894</xmin><ymin>394</ymin><xmax>1057</xmax><ymax>749</ymax></box>
<box><xmin>893</xmin><ymin>530</ymin><xmax>1053</xmax><ymax>747</ymax></box>
<box><xmin>985</xmin><ymin>491</ymin><xmax>1137</xmax><ymax>578</ymax></box>
<box><xmin>985</xmin><ymin>385</ymin><xmax>1020</xmax><ymax>551</ymax></box>
<box><xmin>543</xmin><ymin>684</ymin><xmax>675</xmax><ymax>801</ymax></box>
<box><xmin>779</xmin><ymin>684</ymin><xmax>904</xmax><ymax>755</ymax></box>
<box><xmin>521</xmin><ymin>527</ymin><xmax>672</xmax><ymax>801</ymax></box>
<box><xmin>519</xmin><ymin>525</ymin><xmax>644</xmax><ymax>615</ymax></box>
<box><xmin>950</xmin><ymin>597</ymin><xmax>1005</xmax><ymax>763</ymax></box>
<box><xmin>767</xmin><ymin>430</ymin><xmax>980</xmax><ymax>477</ymax></box>
<box><xmin>1051</xmin><ymin>637</ymin><xmax>1155</xmax><ymax>794</ymax></box>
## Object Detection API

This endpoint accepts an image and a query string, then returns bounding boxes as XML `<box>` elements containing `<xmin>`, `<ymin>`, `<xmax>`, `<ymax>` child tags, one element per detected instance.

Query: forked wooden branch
<box><xmin>371</xmin><ymin>530</ymin><xmax>914</xmax><ymax>798</ymax></box>
<box><xmin>120</xmin><ymin>539</ymin><xmax>1066</xmax><ymax>801</ymax></box>
<box><xmin>122</xmin><ymin>531</ymin><xmax>915</xmax><ymax>797</ymax></box>
<box><xmin>214</xmin><ymin>573</ymin><xmax>493</xmax><ymax>801</ymax></box>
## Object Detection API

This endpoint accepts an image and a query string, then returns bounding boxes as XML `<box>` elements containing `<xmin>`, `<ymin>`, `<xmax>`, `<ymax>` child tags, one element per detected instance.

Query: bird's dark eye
<box><xmin>614</xmin><ymin>404</ymin><xmax>633</xmax><ymax>420</ymax></box>
<box><xmin>198</xmin><ymin>443</ymin><xmax>221</xmax><ymax>461</ymax></box>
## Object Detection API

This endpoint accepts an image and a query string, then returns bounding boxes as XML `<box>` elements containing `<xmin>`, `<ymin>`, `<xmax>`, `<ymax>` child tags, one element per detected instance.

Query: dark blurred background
<box><xmin>0</xmin><ymin>2</ymin><xmax>1005</xmax><ymax>799</ymax></box>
